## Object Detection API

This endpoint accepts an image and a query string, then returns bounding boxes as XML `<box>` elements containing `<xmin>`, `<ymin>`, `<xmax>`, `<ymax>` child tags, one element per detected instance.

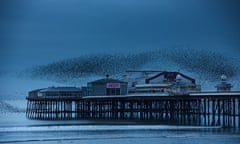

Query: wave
<box><xmin>0</xmin><ymin>136</ymin><xmax>192</xmax><ymax>144</ymax></box>
<box><xmin>0</xmin><ymin>125</ymin><xmax>220</xmax><ymax>132</ymax></box>
<box><xmin>0</xmin><ymin>125</ymin><xmax>222</xmax><ymax>144</ymax></box>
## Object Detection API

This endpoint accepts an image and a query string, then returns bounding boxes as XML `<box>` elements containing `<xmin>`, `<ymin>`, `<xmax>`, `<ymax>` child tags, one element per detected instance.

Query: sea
<box><xmin>1</xmin><ymin>74</ymin><xmax>240</xmax><ymax>144</ymax></box>
<box><xmin>0</xmin><ymin>110</ymin><xmax>240</xmax><ymax>144</ymax></box>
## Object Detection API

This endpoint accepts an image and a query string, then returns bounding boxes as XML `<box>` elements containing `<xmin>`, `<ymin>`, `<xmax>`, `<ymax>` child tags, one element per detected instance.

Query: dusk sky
<box><xmin>1</xmin><ymin>0</ymin><xmax>240</xmax><ymax>71</ymax></box>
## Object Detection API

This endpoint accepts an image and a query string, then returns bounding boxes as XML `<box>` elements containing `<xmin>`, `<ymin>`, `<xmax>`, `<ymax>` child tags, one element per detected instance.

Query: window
<box><xmin>106</xmin><ymin>88</ymin><xmax>120</xmax><ymax>95</ymax></box>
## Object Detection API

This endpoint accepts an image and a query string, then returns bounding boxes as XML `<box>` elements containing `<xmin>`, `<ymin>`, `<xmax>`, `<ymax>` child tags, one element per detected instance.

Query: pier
<box><xmin>26</xmin><ymin>71</ymin><xmax>240</xmax><ymax>128</ymax></box>
<box><xmin>26</xmin><ymin>93</ymin><xmax>240</xmax><ymax>128</ymax></box>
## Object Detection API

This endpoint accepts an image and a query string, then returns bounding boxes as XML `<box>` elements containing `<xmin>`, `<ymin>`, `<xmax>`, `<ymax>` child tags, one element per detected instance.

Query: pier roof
<box><xmin>190</xmin><ymin>91</ymin><xmax>240</xmax><ymax>96</ymax></box>
<box><xmin>88</xmin><ymin>78</ymin><xmax>127</xmax><ymax>84</ymax></box>
<box><xmin>82</xmin><ymin>93</ymin><xmax>169</xmax><ymax>99</ymax></box>
<box><xmin>146</xmin><ymin>71</ymin><xmax>196</xmax><ymax>84</ymax></box>
<box><xmin>40</xmin><ymin>87</ymin><xmax>82</xmax><ymax>93</ymax></box>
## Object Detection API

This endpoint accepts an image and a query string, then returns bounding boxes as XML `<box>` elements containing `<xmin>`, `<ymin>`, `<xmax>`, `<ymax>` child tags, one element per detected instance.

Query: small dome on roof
<box><xmin>176</xmin><ymin>74</ymin><xmax>182</xmax><ymax>80</ymax></box>
<box><xmin>221</xmin><ymin>74</ymin><xmax>227</xmax><ymax>81</ymax></box>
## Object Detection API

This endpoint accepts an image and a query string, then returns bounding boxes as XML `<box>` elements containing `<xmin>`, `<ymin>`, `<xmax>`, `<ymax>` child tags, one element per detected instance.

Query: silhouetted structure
<box><xmin>215</xmin><ymin>74</ymin><xmax>233</xmax><ymax>92</ymax></box>
<box><xmin>86</xmin><ymin>76</ymin><xmax>128</xmax><ymax>96</ymax></box>
<box><xmin>26</xmin><ymin>71</ymin><xmax>240</xmax><ymax>128</ymax></box>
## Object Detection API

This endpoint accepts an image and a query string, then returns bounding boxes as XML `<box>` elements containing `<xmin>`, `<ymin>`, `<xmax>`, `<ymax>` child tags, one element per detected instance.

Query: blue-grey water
<box><xmin>0</xmin><ymin>113</ymin><xmax>239</xmax><ymax>144</ymax></box>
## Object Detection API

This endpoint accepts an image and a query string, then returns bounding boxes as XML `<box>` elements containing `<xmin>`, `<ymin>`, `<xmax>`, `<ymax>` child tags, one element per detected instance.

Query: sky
<box><xmin>1</xmin><ymin>0</ymin><xmax>240</xmax><ymax>71</ymax></box>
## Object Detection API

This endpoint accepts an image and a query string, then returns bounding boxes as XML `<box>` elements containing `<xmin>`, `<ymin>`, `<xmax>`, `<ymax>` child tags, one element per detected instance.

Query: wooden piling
<box><xmin>26</xmin><ymin>94</ymin><xmax>240</xmax><ymax>128</ymax></box>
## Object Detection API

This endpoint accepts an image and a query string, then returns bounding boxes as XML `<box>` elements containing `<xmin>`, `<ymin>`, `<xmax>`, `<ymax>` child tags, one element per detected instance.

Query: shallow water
<box><xmin>0</xmin><ymin>113</ymin><xmax>239</xmax><ymax>144</ymax></box>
